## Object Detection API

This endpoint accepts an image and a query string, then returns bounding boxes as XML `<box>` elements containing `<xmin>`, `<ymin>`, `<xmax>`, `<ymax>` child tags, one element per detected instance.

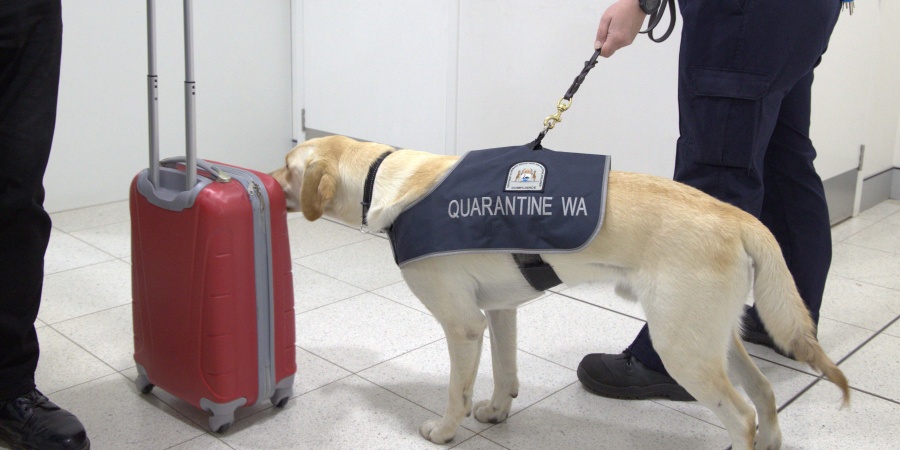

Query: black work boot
<box><xmin>0</xmin><ymin>390</ymin><xmax>89</xmax><ymax>450</ymax></box>
<box><xmin>577</xmin><ymin>349</ymin><xmax>695</xmax><ymax>401</ymax></box>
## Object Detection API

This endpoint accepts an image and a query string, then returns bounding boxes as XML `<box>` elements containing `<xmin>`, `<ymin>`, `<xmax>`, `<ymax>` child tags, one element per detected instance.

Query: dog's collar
<box><xmin>360</xmin><ymin>150</ymin><xmax>393</xmax><ymax>232</ymax></box>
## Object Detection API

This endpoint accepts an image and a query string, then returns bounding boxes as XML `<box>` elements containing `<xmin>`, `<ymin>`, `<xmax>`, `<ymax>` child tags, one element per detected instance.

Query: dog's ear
<box><xmin>299</xmin><ymin>159</ymin><xmax>336</xmax><ymax>221</ymax></box>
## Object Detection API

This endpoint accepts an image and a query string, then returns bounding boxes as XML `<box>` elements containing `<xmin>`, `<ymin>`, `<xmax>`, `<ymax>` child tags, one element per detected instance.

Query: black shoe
<box><xmin>0</xmin><ymin>390</ymin><xmax>89</xmax><ymax>450</ymax></box>
<box><xmin>577</xmin><ymin>350</ymin><xmax>695</xmax><ymax>401</ymax></box>
<box><xmin>740</xmin><ymin>306</ymin><xmax>794</xmax><ymax>359</ymax></box>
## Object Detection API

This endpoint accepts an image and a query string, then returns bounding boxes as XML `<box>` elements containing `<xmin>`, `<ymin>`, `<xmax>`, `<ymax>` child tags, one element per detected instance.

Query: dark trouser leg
<box><xmin>747</xmin><ymin>70</ymin><xmax>831</xmax><ymax>327</ymax></box>
<box><xmin>627</xmin><ymin>0</ymin><xmax>840</xmax><ymax>374</ymax></box>
<box><xmin>0</xmin><ymin>0</ymin><xmax>62</xmax><ymax>401</ymax></box>
<box><xmin>632</xmin><ymin>73</ymin><xmax>832</xmax><ymax>372</ymax></box>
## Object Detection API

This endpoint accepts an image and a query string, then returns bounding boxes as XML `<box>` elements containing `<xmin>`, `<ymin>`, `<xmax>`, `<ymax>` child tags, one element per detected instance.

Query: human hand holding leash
<box><xmin>595</xmin><ymin>0</ymin><xmax>647</xmax><ymax>57</ymax></box>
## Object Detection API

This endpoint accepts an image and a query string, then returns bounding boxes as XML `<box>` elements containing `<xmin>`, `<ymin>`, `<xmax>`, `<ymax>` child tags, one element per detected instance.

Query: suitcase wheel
<box><xmin>271</xmin><ymin>386</ymin><xmax>292</xmax><ymax>408</ymax></box>
<box><xmin>209</xmin><ymin>414</ymin><xmax>234</xmax><ymax>434</ymax></box>
<box><xmin>135</xmin><ymin>374</ymin><xmax>154</xmax><ymax>394</ymax></box>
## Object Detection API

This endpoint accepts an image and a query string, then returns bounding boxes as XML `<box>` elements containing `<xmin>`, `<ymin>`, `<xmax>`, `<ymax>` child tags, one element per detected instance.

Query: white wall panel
<box><xmin>811</xmin><ymin>4</ymin><xmax>882</xmax><ymax>180</ymax></box>
<box><xmin>298</xmin><ymin>1</ymin><xmax>897</xmax><ymax>184</ymax></box>
<box><xmin>455</xmin><ymin>0</ymin><xmax>679</xmax><ymax>178</ymax></box>
<box><xmin>47</xmin><ymin>0</ymin><xmax>293</xmax><ymax>213</ymax></box>
<box><xmin>302</xmin><ymin>0</ymin><xmax>455</xmax><ymax>153</ymax></box>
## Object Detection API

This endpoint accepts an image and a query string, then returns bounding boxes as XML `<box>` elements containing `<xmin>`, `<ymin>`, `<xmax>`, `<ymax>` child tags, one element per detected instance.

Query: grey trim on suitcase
<box><xmin>137</xmin><ymin>158</ymin><xmax>239</xmax><ymax>211</ymax></box>
<box><xmin>214</xmin><ymin>165</ymin><xmax>278</xmax><ymax>407</ymax></box>
<box><xmin>200</xmin><ymin>397</ymin><xmax>248</xmax><ymax>433</ymax></box>
<box><xmin>136</xmin><ymin>167</ymin><xmax>211</xmax><ymax>211</ymax></box>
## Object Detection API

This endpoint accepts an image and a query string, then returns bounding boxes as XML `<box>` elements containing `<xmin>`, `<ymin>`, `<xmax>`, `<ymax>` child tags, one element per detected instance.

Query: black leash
<box><xmin>360</xmin><ymin>150</ymin><xmax>393</xmax><ymax>232</ymax></box>
<box><xmin>642</xmin><ymin>0</ymin><xmax>677</xmax><ymax>43</ymax></box>
<box><xmin>531</xmin><ymin>48</ymin><xmax>602</xmax><ymax>150</ymax></box>
<box><xmin>520</xmin><ymin>48</ymin><xmax>605</xmax><ymax>291</ymax></box>
<box><xmin>530</xmin><ymin>1</ymin><xmax>677</xmax><ymax>150</ymax></box>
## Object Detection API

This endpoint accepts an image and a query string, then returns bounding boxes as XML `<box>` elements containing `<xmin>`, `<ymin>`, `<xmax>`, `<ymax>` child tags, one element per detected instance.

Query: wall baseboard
<box><xmin>824</xmin><ymin>169</ymin><xmax>857</xmax><ymax>225</ymax></box>
<box><xmin>892</xmin><ymin>168</ymin><xmax>900</xmax><ymax>200</ymax></box>
<box><xmin>860</xmin><ymin>168</ymin><xmax>896</xmax><ymax>211</ymax></box>
<box><xmin>825</xmin><ymin>167</ymin><xmax>898</xmax><ymax>225</ymax></box>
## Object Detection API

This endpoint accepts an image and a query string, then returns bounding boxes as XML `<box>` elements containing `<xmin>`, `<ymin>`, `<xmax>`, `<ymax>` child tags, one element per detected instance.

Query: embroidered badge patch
<box><xmin>505</xmin><ymin>162</ymin><xmax>546</xmax><ymax>192</ymax></box>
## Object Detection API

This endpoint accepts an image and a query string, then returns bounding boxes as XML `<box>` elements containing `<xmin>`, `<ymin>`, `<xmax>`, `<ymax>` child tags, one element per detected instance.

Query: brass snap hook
<box><xmin>542</xmin><ymin>98</ymin><xmax>572</xmax><ymax>130</ymax></box>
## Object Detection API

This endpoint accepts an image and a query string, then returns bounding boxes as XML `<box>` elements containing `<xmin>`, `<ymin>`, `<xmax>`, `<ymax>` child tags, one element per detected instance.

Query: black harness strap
<box><xmin>512</xmin><ymin>253</ymin><xmax>563</xmax><ymax>291</ymax></box>
<box><xmin>361</xmin><ymin>151</ymin><xmax>393</xmax><ymax>228</ymax></box>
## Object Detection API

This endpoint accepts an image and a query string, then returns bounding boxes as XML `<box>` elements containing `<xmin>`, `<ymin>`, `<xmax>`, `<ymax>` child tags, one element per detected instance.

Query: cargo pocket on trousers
<box><xmin>684</xmin><ymin>66</ymin><xmax>772</xmax><ymax>169</ymax></box>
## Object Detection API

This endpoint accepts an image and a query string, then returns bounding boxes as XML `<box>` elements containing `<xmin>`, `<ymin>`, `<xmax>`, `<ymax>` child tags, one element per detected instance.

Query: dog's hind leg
<box><xmin>729</xmin><ymin>329</ymin><xmax>782</xmax><ymax>450</ymax></box>
<box><xmin>474</xmin><ymin>309</ymin><xmax>519</xmax><ymax>424</ymax></box>
<box><xmin>646</xmin><ymin>280</ymin><xmax>757</xmax><ymax>450</ymax></box>
<box><xmin>656</xmin><ymin>338</ymin><xmax>757</xmax><ymax>450</ymax></box>
<box><xmin>419</xmin><ymin>300</ymin><xmax>487</xmax><ymax>444</ymax></box>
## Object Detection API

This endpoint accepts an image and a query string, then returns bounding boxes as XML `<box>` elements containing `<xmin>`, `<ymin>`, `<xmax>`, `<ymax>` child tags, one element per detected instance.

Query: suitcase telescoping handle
<box><xmin>147</xmin><ymin>0</ymin><xmax>198</xmax><ymax>191</ymax></box>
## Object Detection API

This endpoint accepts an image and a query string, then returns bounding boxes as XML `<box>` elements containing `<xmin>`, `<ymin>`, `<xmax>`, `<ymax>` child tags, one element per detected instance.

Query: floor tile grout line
<box><xmin>289</xmin><ymin>236</ymin><xmax>377</xmax><ymax>262</ymax></box>
<box><xmin>844</xmin><ymin>385</ymin><xmax>900</xmax><ymax>406</ymax></box>
<box><xmin>514</xmin><ymin>348</ymin><xmax>579</xmax><ymax>375</ymax></box>
<box><xmin>55</xmin><ymin>228</ymin><xmax>128</xmax><ymax>261</ymax></box>
<box><xmin>129</xmin><ymin>377</ymin><xmax>214</xmax><ymax>438</ymax></box>
<box><xmin>290</xmin><ymin>260</ymin><xmax>368</xmax><ymax>290</ymax></box>
<box><xmin>163</xmin><ymin>433</ymin><xmax>236</xmax><ymax>450</ymax></box>
<box><xmin>40</xmin><ymin>368</ymin><xmax>121</xmax><ymax>398</ymax></box>
<box><xmin>349</xmin><ymin>336</ymin><xmax>448</xmax><ymax>376</ymax></box>
<box><xmin>42</xmin><ymin>324</ymin><xmax>122</xmax><ymax>385</ymax></box>
<box><xmin>451</xmin><ymin>433</ymin><xmax>509</xmax><ymax>449</ymax></box>
<box><xmin>41</xmin><ymin>301</ymin><xmax>131</xmax><ymax>327</ymax></box>
<box><xmin>352</xmin><ymin>371</ymin><xmax>447</xmax><ymax>420</ymax></box>
<box><xmin>230</xmin><ymin>371</ymin><xmax>357</xmax><ymax>427</ymax></box>
<box><xmin>553</xmin><ymin>290</ymin><xmax>648</xmax><ymax>323</ymax></box>
<box><xmin>777</xmin><ymin>313</ymin><xmax>900</xmax><ymax>413</ymax></box>
<box><xmin>369</xmin><ymin>289</ymin><xmax>437</xmax><ymax>318</ymax></box>
<box><xmin>826</xmin><ymin>273</ymin><xmax>900</xmax><ymax>294</ymax></box>
<box><xmin>50</xmin><ymin>369</ymin><xmax>210</xmax><ymax>443</ymax></box>
<box><xmin>839</xmin><ymin>239</ymin><xmax>900</xmax><ymax>256</ymax></box>
<box><xmin>470</xmin><ymin>380</ymin><xmax>579</xmax><ymax>441</ymax></box>
<box><xmin>42</xmin><ymin>254</ymin><xmax>123</xmax><ymax>278</ymax></box>
<box><xmin>51</xmin><ymin>217</ymin><xmax>131</xmax><ymax>235</ymax></box>
<box><xmin>649</xmin><ymin>400</ymin><xmax>727</xmax><ymax>431</ymax></box>
<box><xmin>292</xmin><ymin>285</ymin><xmax>432</xmax><ymax>317</ymax></box>
<box><xmin>48</xmin><ymin>199</ymin><xmax>129</xmax><ymax>216</ymax></box>
<box><xmin>294</xmin><ymin>290</ymin><xmax>371</xmax><ymax>316</ymax></box>
<box><xmin>834</xmin><ymin>314</ymin><xmax>899</xmax><ymax>366</ymax></box>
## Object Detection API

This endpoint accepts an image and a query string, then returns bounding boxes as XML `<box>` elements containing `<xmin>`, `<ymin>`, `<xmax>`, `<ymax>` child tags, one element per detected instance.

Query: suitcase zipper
<box><xmin>215</xmin><ymin>167</ymin><xmax>277</xmax><ymax>406</ymax></box>
<box><xmin>248</xmin><ymin>181</ymin><xmax>266</xmax><ymax>213</ymax></box>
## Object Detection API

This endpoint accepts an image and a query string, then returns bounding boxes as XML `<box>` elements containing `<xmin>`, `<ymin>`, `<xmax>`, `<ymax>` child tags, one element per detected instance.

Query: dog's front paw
<box><xmin>474</xmin><ymin>399</ymin><xmax>510</xmax><ymax>424</ymax></box>
<box><xmin>419</xmin><ymin>419</ymin><xmax>456</xmax><ymax>445</ymax></box>
<box><xmin>754</xmin><ymin>429</ymin><xmax>782</xmax><ymax>450</ymax></box>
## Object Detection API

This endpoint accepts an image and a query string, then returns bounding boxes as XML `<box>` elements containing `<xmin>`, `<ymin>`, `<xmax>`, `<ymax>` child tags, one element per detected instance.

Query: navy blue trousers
<box><xmin>0</xmin><ymin>0</ymin><xmax>62</xmax><ymax>400</ymax></box>
<box><xmin>629</xmin><ymin>0</ymin><xmax>841</xmax><ymax>374</ymax></box>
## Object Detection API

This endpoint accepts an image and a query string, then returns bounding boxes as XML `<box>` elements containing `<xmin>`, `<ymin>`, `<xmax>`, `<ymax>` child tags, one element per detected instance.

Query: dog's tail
<box><xmin>741</xmin><ymin>219</ymin><xmax>850</xmax><ymax>407</ymax></box>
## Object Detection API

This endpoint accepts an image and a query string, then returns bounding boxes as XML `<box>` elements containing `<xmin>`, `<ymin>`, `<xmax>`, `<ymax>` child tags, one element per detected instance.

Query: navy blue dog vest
<box><xmin>388</xmin><ymin>144</ymin><xmax>611</xmax><ymax>267</ymax></box>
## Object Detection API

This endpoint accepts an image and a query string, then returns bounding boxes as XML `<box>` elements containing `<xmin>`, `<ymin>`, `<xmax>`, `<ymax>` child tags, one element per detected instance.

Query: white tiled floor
<box><xmin>7</xmin><ymin>199</ymin><xmax>899</xmax><ymax>450</ymax></box>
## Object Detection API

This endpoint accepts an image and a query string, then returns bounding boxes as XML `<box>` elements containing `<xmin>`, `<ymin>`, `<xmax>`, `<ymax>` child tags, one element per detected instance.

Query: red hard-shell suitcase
<box><xmin>130</xmin><ymin>0</ymin><xmax>295</xmax><ymax>432</ymax></box>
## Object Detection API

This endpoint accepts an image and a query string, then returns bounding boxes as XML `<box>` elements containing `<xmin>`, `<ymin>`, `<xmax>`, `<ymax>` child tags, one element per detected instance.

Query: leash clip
<box><xmin>542</xmin><ymin>98</ymin><xmax>572</xmax><ymax>131</ymax></box>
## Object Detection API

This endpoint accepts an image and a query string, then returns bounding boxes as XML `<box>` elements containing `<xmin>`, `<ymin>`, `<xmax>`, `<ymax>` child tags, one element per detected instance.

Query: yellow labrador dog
<box><xmin>271</xmin><ymin>135</ymin><xmax>849</xmax><ymax>450</ymax></box>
